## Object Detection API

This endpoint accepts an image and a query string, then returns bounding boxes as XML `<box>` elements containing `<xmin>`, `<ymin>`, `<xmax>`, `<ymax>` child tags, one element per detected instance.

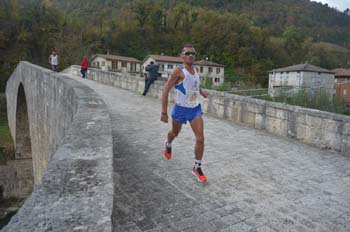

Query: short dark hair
<box><xmin>150</xmin><ymin>61</ymin><xmax>154</xmax><ymax>65</ymax></box>
<box><xmin>182</xmin><ymin>43</ymin><xmax>194</xmax><ymax>52</ymax></box>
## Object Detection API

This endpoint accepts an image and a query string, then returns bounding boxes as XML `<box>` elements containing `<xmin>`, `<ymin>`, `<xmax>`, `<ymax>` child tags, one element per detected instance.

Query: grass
<box><xmin>255</xmin><ymin>90</ymin><xmax>350</xmax><ymax>116</ymax></box>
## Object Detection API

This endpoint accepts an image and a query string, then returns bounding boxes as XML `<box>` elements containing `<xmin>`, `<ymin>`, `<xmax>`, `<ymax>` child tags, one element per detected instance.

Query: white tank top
<box><xmin>174</xmin><ymin>64</ymin><xmax>200</xmax><ymax>108</ymax></box>
<box><xmin>50</xmin><ymin>55</ymin><xmax>58</xmax><ymax>65</ymax></box>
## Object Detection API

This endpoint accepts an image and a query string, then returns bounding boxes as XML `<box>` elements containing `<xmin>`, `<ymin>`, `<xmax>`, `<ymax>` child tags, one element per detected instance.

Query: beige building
<box><xmin>142</xmin><ymin>55</ymin><xmax>225</xmax><ymax>86</ymax></box>
<box><xmin>91</xmin><ymin>54</ymin><xmax>141</xmax><ymax>73</ymax></box>
<box><xmin>195</xmin><ymin>60</ymin><xmax>225</xmax><ymax>86</ymax></box>
<box><xmin>268</xmin><ymin>63</ymin><xmax>335</xmax><ymax>97</ymax></box>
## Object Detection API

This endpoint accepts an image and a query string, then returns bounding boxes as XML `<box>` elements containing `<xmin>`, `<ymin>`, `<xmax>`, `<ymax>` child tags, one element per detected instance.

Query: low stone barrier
<box><xmin>202</xmin><ymin>91</ymin><xmax>350</xmax><ymax>154</ymax></box>
<box><xmin>4</xmin><ymin>62</ymin><xmax>113</xmax><ymax>231</ymax></box>
<box><xmin>65</xmin><ymin>65</ymin><xmax>350</xmax><ymax>154</ymax></box>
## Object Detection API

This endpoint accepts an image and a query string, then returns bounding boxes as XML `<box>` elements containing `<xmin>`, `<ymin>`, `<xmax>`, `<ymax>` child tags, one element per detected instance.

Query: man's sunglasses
<box><xmin>182</xmin><ymin>51</ymin><xmax>196</xmax><ymax>56</ymax></box>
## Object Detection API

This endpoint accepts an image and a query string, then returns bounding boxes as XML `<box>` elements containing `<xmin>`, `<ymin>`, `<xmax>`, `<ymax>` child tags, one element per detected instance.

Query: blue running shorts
<box><xmin>171</xmin><ymin>104</ymin><xmax>203</xmax><ymax>124</ymax></box>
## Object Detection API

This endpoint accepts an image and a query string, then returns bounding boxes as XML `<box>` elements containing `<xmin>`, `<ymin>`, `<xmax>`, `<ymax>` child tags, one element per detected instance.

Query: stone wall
<box><xmin>0</xmin><ymin>160</ymin><xmax>33</xmax><ymax>199</ymax></box>
<box><xmin>66</xmin><ymin>65</ymin><xmax>350</xmax><ymax>154</ymax></box>
<box><xmin>4</xmin><ymin>62</ymin><xmax>113</xmax><ymax>231</ymax></box>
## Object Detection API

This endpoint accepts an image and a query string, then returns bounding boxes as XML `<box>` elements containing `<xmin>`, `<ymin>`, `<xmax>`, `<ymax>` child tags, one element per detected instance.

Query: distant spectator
<box><xmin>48</xmin><ymin>50</ymin><xmax>59</xmax><ymax>71</ymax></box>
<box><xmin>80</xmin><ymin>56</ymin><xmax>89</xmax><ymax>78</ymax></box>
<box><xmin>142</xmin><ymin>61</ymin><xmax>159</xmax><ymax>96</ymax></box>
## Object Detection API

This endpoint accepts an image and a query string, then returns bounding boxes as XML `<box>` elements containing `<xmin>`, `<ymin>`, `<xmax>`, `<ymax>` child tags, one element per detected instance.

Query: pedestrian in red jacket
<box><xmin>80</xmin><ymin>56</ymin><xmax>89</xmax><ymax>78</ymax></box>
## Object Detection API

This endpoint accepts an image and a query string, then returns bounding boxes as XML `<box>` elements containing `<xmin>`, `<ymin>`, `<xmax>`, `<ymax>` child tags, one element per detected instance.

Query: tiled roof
<box><xmin>92</xmin><ymin>54</ymin><xmax>141</xmax><ymax>63</ymax></box>
<box><xmin>269</xmin><ymin>63</ymin><xmax>334</xmax><ymax>74</ymax></box>
<box><xmin>145</xmin><ymin>55</ymin><xmax>183</xmax><ymax>63</ymax></box>
<box><xmin>195</xmin><ymin>60</ymin><xmax>225</xmax><ymax>67</ymax></box>
<box><xmin>332</xmin><ymin>68</ymin><xmax>350</xmax><ymax>77</ymax></box>
<box><xmin>144</xmin><ymin>55</ymin><xmax>225</xmax><ymax>67</ymax></box>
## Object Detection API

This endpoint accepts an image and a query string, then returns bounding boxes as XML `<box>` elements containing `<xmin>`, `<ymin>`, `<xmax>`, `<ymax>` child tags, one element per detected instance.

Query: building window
<box><xmin>102</xmin><ymin>61</ymin><xmax>105</xmax><ymax>66</ymax></box>
<box><xmin>112</xmin><ymin>61</ymin><xmax>118</xmax><ymax>70</ymax></box>
<box><xmin>131</xmin><ymin>63</ymin><xmax>136</xmax><ymax>72</ymax></box>
<box><xmin>344</xmin><ymin>89</ymin><xmax>347</xmax><ymax>95</ymax></box>
<box><xmin>97</xmin><ymin>62</ymin><xmax>100</xmax><ymax>68</ymax></box>
<box><xmin>209</xmin><ymin>67</ymin><xmax>213</xmax><ymax>73</ymax></box>
<box><xmin>168</xmin><ymin>64</ymin><xmax>173</xmax><ymax>69</ymax></box>
<box><xmin>122</xmin><ymin>61</ymin><xmax>127</xmax><ymax>67</ymax></box>
<box><xmin>200</xmin><ymin>66</ymin><xmax>203</xmax><ymax>73</ymax></box>
<box><xmin>214</xmin><ymin>77</ymin><xmax>220</xmax><ymax>83</ymax></box>
<box><xmin>216</xmin><ymin>68</ymin><xmax>220</xmax><ymax>74</ymax></box>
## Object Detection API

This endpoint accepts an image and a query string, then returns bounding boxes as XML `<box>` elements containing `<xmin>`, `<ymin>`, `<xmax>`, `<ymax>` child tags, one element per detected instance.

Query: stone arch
<box><xmin>12</xmin><ymin>83</ymin><xmax>33</xmax><ymax>197</ymax></box>
<box><xmin>15</xmin><ymin>83</ymin><xmax>32</xmax><ymax>160</ymax></box>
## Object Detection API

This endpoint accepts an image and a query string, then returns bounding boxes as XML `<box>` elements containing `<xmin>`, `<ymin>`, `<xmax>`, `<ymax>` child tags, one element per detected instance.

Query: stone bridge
<box><xmin>2</xmin><ymin>62</ymin><xmax>350</xmax><ymax>231</ymax></box>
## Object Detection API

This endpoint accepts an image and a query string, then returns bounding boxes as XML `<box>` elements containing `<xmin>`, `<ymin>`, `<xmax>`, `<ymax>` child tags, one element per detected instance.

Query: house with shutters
<box><xmin>91</xmin><ymin>54</ymin><xmax>141</xmax><ymax>73</ymax></box>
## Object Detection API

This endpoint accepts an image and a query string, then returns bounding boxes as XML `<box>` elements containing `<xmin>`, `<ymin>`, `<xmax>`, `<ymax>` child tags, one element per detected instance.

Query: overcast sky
<box><xmin>314</xmin><ymin>0</ymin><xmax>350</xmax><ymax>11</ymax></box>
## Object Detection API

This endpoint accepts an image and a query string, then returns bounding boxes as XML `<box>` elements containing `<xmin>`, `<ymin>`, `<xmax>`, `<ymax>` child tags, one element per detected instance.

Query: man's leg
<box><xmin>168</xmin><ymin>119</ymin><xmax>182</xmax><ymax>144</ymax></box>
<box><xmin>142</xmin><ymin>78</ymin><xmax>151</xmax><ymax>95</ymax></box>
<box><xmin>144</xmin><ymin>77</ymin><xmax>156</xmax><ymax>96</ymax></box>
<box><xmin>189</xmin><ymin>116</ymin><xmax>207</xmax><ymax>182</ymax></box>
<box><xmin>189</xmin><ymin>116</ymin><xmax>204</xmax><ymax>160</ymax></box>
<box><xmin>164</xmin><ymin>119</ymin><xmax>182</xmax><ymax>160</ymax></box>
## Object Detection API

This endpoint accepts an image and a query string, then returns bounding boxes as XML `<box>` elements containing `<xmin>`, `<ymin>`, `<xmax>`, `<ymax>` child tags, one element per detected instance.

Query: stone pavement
<box><xmin>72</xmin><ymin>76</ymin><xmax>350</xmax><ymax>232</ymax></box>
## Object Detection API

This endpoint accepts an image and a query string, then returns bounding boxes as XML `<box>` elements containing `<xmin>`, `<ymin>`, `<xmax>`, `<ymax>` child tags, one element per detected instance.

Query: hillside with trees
<box><xmin>1</xmin><ymin>0</ymin><xmax>350</xmax><ymax>91</ymax></box>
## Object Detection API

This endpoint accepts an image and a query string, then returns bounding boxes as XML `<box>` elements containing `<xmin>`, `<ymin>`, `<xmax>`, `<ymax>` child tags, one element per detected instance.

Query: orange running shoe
<box><xmin>192</xmin><ymin>167</ymin><xmax>207</xmax><ymax>182</ymax></box>
<box><xmin>164</xmin><ymin>143</ymin><xmax>172</xmax><ymax>160</ymax></box>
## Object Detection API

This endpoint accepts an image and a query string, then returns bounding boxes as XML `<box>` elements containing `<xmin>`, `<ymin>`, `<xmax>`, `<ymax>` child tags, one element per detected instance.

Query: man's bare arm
<box><xmin>161</xmin><ymin>67</ymin><xmax>182</xmax><ymax>122</ymax></box>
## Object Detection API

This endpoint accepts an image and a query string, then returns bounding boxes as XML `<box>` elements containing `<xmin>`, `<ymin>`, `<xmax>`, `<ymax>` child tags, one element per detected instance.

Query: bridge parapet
<box><xmin>4</xmin><ymin>62</ymin><xmax>113</xmax><ymax>231</ymax></box>
<box><xmin>66</xmin><ymin>65</ymin><xmax>350</xmax><ymax>154</ymax></box>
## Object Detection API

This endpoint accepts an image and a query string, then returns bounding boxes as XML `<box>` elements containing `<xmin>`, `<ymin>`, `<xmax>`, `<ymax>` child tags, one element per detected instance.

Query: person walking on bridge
<box><xmin>48</xmin><ymin>50</ymin><xmax>59</xmax><ymax>71</ymax></box>
<box><xmin>160</xmin><ymin>44</ymin><xmax>209</xmax><ymax>182</ymax></box>
<box><xmin>80</xmin><ymin>56</ymin><xmax>89</xmax><ymax>78</ymax></box>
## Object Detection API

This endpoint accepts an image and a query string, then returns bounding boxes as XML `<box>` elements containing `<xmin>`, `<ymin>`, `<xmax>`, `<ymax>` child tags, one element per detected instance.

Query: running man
<box><xmin>160</xmin><ymin>44</ymin><xmax>209</xmax><ymax>182</ymax></box>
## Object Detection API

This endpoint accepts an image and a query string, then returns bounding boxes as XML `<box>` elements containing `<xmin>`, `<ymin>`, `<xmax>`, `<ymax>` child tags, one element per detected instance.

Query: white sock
<box><xmin>166</xmin><ymin>141</ymin><xmax>172</xmax><ymax>148</ymax></box>
<box><xmin>195</xmin><ymin>160</ymin><xmax>202</xmax><ymax>169</ymax></box>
